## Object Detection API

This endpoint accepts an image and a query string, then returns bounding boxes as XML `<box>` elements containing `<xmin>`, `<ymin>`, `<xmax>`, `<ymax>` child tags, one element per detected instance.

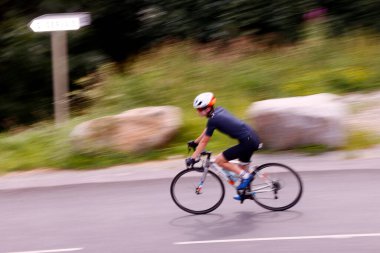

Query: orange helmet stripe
<box><xmin>208</xmin><ymin>97</ymin><xmax>216</xmax><ymax>107</ymax></box>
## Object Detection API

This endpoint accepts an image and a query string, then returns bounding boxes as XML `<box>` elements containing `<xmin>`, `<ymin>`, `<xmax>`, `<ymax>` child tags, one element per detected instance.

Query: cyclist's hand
<box><xmin>187</xmin><ymin>140</ymin><xmax>198</xmax><ymax>150</ymax></box>
<box><xmin>185</xmin><ymin>157</ymin><xmax>196</xmax><ymax>167</ymax></box>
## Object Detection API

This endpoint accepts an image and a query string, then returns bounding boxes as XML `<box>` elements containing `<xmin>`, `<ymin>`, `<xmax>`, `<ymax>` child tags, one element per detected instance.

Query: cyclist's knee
<box><xmin>215</xmin><ymin>154</ymin><xmax>228</xmax><ymax>167</ymax></box>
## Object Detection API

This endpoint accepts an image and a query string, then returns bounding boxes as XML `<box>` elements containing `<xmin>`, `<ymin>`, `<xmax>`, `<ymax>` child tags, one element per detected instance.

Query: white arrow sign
<box><xmin>29</xmin><ymin>12</ymin><xmax>90</xmax><ymax>32</ymax></box>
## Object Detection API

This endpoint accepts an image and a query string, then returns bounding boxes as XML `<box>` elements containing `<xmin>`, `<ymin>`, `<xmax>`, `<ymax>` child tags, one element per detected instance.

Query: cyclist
<box><xmin>186</xmin><ymin>92</ymin><xmax>261</xmax><ymax>200</ymax></box>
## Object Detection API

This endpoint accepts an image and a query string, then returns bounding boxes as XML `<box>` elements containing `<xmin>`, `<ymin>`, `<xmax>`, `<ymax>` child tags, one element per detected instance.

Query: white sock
<box><xmin>239</xmin><ymin>171</ymin><xmax>250</xmax><ymax>179</ymax></box>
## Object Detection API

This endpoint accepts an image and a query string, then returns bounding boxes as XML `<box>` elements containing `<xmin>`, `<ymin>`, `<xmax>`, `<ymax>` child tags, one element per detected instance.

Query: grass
<box><xmin>1</xmin><ymin>30</ymin><xmax>380</xmax><ymax>173</ymax></box>
<box><xmin>344</xmin><ymin>130</ymin><xmax>380</xmax><ymax>151</ymax></box>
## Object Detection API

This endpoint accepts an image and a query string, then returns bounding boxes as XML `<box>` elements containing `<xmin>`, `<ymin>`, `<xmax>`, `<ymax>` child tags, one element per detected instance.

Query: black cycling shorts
<box><xmin>222</xmin><ymin>136</ymin><xmax>260</xmax><ymax>162</ymax></box>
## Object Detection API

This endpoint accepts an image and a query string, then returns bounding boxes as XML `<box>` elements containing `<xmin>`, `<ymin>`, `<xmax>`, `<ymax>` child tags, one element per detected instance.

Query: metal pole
<box><xmin>51</xmin><ymin>31</ymin><xmax>69</xmax><ymax>125</ymax></box>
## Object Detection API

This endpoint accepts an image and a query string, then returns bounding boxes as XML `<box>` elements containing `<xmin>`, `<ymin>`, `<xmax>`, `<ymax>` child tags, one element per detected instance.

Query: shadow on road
<box><xmin>169</xmin><ymin>210</ymin><xmax>303</xmax><ymax>240</ymax></box>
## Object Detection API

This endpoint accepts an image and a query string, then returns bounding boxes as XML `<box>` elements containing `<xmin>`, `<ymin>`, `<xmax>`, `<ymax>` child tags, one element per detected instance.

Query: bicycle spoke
<box><xmin>251</xmin><ymin>163</ymin><xmax>303</xmax><ymax>211</ymax></box>
<box><xmin>170</xmin><ymin>168</ymin><xmax>225</xmax><ymax>214</ymax></box>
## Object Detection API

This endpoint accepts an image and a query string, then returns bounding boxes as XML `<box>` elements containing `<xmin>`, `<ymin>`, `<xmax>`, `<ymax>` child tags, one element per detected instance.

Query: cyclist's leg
<box><xmin>215</xmin><ymin>145</ymin><xmax>253</xmax><ymax>190</ymax></box>
<box><xmin>214</xmin><ymin>145</ymin><xmax>242</xmax><ymax>175</ymax></box>
<box><xmin>238</xmin><ymin>136</ymin><xmax>260</xmax><ymax>165</ymax></box>
<box><xmin>235</xmin><ymin>138</ymin><xmax>260</xmax><ymax>190</ymax></box>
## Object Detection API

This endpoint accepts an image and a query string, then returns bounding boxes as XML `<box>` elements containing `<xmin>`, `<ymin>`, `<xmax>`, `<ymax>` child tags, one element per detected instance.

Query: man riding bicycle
<box><xmin>186</xmin><ymin>92</ymin><xmax>261</xmax><ymax>200</ymax></box>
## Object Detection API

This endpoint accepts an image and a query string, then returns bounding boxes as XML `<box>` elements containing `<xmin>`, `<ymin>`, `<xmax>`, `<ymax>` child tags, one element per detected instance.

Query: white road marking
<box><xmin>8</xmin><ymin>248</ymin><xmax>83</xmax><ymax>253</ymax></box>
<box><xmin>174</xmin><ymin>233</ymin><xmax>380</xmax><ymax>245</ymax></box>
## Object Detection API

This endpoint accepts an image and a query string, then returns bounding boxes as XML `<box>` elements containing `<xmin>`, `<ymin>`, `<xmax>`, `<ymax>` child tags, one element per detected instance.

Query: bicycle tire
<box><xmin>170</xmin><ymin>168</ymin><xmax>225</xmax><ymax>215</ymax></box>
<box><xmin>250</xmin><ymin>163</ymin><xmax>303</xmax><ymax>211</ymax></box>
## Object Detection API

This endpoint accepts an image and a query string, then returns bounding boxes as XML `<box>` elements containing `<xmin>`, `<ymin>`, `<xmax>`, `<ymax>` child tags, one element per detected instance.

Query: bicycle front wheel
<box><xmin>250</xmin><ymin>163</ymin><xmax>303</xmax><ymax>211</ymax></box>
<box><xmin>170</xmin><ymin>168</ymin><xmax>225</xmax><ymax>215</ymax></box>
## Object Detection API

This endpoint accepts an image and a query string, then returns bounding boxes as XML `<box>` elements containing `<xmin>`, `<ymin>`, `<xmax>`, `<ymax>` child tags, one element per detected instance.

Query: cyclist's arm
<box><xmin>191</xmin><ymin>134</ymin><xmax>211</xmax><ymax>159</ymax></box>
<box><xmin>194</xmin><ymin>128</ymin><xmax>207</xmax><ymax>143</ymax></box>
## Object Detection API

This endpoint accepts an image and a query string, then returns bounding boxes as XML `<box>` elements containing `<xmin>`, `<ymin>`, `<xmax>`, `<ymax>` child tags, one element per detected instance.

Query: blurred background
<box><xmin>1</xmin><ymin>0</ymin><xmax>380</xmax><ymax>172</ymax></box>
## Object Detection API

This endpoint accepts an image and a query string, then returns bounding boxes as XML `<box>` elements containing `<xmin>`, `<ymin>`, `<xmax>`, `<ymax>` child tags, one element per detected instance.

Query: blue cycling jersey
<box><xmin>205</xmin><ymin>107</ymin><xmax>260</xmax><ymax>143</ymax></box>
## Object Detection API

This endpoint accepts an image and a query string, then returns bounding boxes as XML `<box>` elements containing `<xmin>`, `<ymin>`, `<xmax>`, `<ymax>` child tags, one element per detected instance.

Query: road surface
<box><xmin>0</xmin><ymin>168</ymin><xmax>379</xmax><ymax>253</ymax></box>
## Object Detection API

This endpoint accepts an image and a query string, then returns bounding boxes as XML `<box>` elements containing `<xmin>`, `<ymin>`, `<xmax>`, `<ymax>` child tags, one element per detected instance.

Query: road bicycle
<box><xmin>170</xmin><ymin>144</ymin><xmax>303</xmax><ymax>215</ymax></box>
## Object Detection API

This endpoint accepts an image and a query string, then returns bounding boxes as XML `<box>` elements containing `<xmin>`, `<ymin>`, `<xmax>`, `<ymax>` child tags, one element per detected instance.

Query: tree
<box><xmin>320</xmin><ymin>0</ymin><xmax>380</xmax><ymax>35</ymax></box>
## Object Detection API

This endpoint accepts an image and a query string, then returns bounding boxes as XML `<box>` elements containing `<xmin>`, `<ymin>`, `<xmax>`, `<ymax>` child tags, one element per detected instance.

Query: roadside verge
<box><xmin>0</xmin><ymin>145</ymin><xmax>379</xmax><ymax>190</ymax></box>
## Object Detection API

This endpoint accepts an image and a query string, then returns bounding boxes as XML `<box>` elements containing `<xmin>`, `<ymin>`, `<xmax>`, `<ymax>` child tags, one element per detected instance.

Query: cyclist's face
<box><xmin>197</xmin><ymin>107</ymin><xmax>210</xmax><ymax>117</ymax></box>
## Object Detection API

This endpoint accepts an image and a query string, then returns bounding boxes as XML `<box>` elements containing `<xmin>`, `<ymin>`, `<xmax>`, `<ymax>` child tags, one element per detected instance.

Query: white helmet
<box><xmin>193</xmin><ymin>92</ymin><xmax>216</xmax><ymax>109</ymax></box>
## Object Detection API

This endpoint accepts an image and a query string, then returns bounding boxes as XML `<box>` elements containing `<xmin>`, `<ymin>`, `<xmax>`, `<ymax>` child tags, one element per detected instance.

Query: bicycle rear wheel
<box><xmin>170</xmin><ymin>168</ymin><xmax>225</xmax><ymax>215</ymax></box>
<box><xmin>250</xmin><ymin>163</ymin><xmax>303</xmax><ymax>211</ymax></box>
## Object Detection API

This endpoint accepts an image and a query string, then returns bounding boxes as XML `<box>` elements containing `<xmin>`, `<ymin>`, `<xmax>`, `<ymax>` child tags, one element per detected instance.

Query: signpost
<box><xmin>29</xmin><ymin>13</ymin><xmax>90</xmax><ymax>125</ymax></box>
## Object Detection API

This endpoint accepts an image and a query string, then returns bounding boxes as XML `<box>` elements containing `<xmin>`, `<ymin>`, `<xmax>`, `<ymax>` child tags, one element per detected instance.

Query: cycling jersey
<box><xmin>205</xmin><ymin>106</ymin><xmax>261</xmax><ymax>162</ymax></box>
<box><xmin>205</xmin><ymin>107</ymin><xmax>259</xmax><ymax>142</ymax></box>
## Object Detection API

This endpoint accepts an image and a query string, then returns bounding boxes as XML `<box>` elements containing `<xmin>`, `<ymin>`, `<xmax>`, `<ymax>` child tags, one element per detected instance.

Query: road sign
<box><xmin>29</xmin><ymin>12</ymin><xmax>90</xmax><ymax>32</ymax></box>
<box><xmin>29</xmin><ymin>12</ymin><xmax>91</xmax><ymax>125</ymax></box>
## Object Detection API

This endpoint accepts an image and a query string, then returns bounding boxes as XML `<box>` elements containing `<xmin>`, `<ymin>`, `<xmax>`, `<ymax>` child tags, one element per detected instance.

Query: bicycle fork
<box><xmin>195</xmin><ymin>167</ymin><xmax>209</xmax><ymax>195</ymax></box>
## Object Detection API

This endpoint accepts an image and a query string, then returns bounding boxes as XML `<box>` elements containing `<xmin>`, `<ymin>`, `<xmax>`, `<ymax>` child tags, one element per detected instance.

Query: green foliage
<box><xmin>4</xmin><ymin>0</ymin><xmax>380</xmax><ymax>131</ymax></box>
<box><xmin>0</xmin><ymin>15</ymin><xmax>52</xmax><ymax>130</ymax></box>
<box><xmin>294</xmin><ymin>145</ymin><xmax>332</xmax><ymax>155</ymax></box>
<box><xmin>0</xmin><ymin>1</ymin><xmax>106</xmax><ymax>130</ymax></box>
<box><xmin>320</xmin><ymin>0</ymin><xmax>380</xmax><ymax>35</ymax></box>
<box><xmin>151</xmin><ymin>0</ymin><xmax>314</xmax><ymax>43</ymax></box>
<box><xmin>3</xmin><ymin>0</ymin><xmax>380</xmax><ymax>171</ymax></box>
<box><xmin>345</xmin><ymin>130</ymin><xmax>380</xmax><ymax>151</ymax></box>
<box><xmin>3</xmin><ymin>33</ymin><xmax>380</xmax><ymax>172</ymax></box>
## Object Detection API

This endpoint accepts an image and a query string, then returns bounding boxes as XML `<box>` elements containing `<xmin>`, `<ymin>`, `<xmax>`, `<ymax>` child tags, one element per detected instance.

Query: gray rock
<box><xmin>70</xmin><ymin>106</ymin><xmax>182</xmax><ymax>153</ymax></box>
<box><xmin>339</xmin><ymin>90</ymin><xmax>380</xmax><ymax>136</ymax></box>
<box><xmin>247</xmin><ymin>93</ymin><xmax>349</xmax><ymax>150</ymax></box>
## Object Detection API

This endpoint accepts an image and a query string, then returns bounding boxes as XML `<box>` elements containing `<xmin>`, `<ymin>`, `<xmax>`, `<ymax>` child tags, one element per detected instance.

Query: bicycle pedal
<box><xmin>239</xmin><ymin>189</ymin><xmax>248</xmax><ymax>204</ymax></box>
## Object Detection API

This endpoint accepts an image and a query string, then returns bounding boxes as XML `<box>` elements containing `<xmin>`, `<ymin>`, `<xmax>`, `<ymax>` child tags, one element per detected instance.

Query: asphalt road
<box><xmin>0</xmin><ymin>169</ymin><xmax>379</xmax><ymax>253</ymax></box>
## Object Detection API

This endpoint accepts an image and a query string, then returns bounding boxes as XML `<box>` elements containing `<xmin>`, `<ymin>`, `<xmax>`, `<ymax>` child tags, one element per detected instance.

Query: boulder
<box><xmin>247</xmin><ymin>93</ymin><xmax>349</xmax><ymax>150</ymax></box>
<box><xmin>339</xmin><ymin>90</ymin><xmax>380</xmax><ymax>136</ymax></box>
<box><xmin>70</xmin><ymin>106</ymin><xmax>182</xmax><ymax>153</ymax></box>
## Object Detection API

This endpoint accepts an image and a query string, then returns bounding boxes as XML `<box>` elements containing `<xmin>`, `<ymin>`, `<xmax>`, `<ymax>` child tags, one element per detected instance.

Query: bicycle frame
<box><xmin>172</xmin><ymin>146</ymin><xmax>303</xmax><ymax>214</ymax></box>
<box><xmin>195</xmin><ymin>151</ymin><xmax>276</xmax><ymax>196</ymax></box>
